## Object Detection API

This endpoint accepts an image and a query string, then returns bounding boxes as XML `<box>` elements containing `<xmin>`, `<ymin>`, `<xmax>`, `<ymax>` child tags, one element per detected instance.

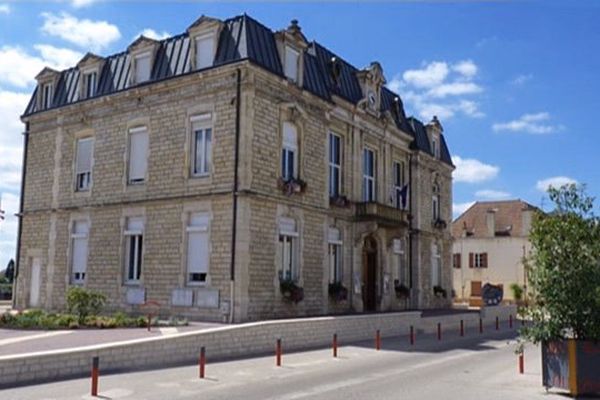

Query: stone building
<box><xmin>14</xmin><ymin>14</ymin><xmax>454</xmax><ymax>322</ymax></box>
<box><xmin>452</xmin><ymin>200</ymin><xmax>537</xmax><ymax>304</ymax></box>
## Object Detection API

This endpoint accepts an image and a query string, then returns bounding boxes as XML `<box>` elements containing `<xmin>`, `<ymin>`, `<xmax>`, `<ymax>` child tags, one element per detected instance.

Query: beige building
<box><xmin>452</xmin><ymin>200</ymin><xmax>537</xmax><ymax>303</ymax></box>
<box><xmin>14</xmin><ymin>15</ymin><xmax>454</xmax><ymax>322</ymax></box>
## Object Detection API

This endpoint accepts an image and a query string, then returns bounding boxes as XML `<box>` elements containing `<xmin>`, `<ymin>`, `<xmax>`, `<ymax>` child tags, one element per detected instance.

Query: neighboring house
<box><xmin>451</xmin><ymin>200</ymin><xmax>537</xmax><ymax>303</ymax></box>
<box><xmin>14</xmin><ymin>14</ymin><xmax>454</xmax><ymax>322</ymax></box>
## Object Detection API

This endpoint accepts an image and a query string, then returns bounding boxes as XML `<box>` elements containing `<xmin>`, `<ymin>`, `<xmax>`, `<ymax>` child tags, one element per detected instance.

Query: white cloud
<box><xmin>536</xmin><ymin>176</ymin><xmax>577</xmax><ymax>192</ymax></box>
<box><xmin>136</xmin><ymin>29</ymin><xmax>171</xmax><ymax>41</ymax></box>
<box><xmin>452</xmin><ymin>156</ymin><xmax>499</xmax><ymax>183</ymax></box>
<box><xmin>511</xmin><ymin>74</ymin><xmax>533</xmax><ymax>86</ymax></box>
<box><xmin>0</xmin><ymin>192</ymin><xmax>19</xmax><ymax>270</ymax></box>
<box><xmin>71</xmin><ymin>0</ymin><xmax>99</xmax><ymax>7</ymax></box>
<box><xmin>0</xmin><ymin>45</ymin><xmax>83</xmax><ymax>88</ymax></box>
<box><xmin>452</xmin><ymin>60</ymin><xmax>478</xmax><ymax>79</ymax></box>
<box><xmin>475</xmin><ymin>189</ymin><xmax>511</xmax><ymax>200</ymax></box>
<box><xmin>492</xmin><ymin>112</ymin><xmax>564</xmax><ymax>134</ymax></box>
<box><xmin>40</xmin><ymin>12</ymin><xmax>121</xmax><ymax>51</ymax></box>
<box><xmin>0</xmin><ymin>3</ymin><xmax>10</xmax><ymax>14</ymax></box>
<box><xmin>453</xmin><ymin>201</ymin><xmax>475</xmax><ymax>218</ymax></box>
<box><xmin>389</xmin><ymin>60</ymin><xmax>484</xmax><ymax>121</ymax></box>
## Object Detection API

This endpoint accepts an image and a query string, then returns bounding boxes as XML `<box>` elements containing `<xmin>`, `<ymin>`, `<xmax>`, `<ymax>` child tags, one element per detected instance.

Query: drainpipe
<box><xmin>229</xmin><ymin>69</ymin><xmax>242</xmax><ymax>323</ymax></box>
<box><xmin>12</xmin><ymin>121</ymin><xmax>29</xmax><ymax>309</ymax></box>
<box><xmin>408</xmin><ymin>153</ymin><xmax>414</xmax><ymax>308</ymax></box>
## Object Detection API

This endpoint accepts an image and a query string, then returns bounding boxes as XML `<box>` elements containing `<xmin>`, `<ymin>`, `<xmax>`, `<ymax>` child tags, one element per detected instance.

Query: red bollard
<box><xmin>496</xmin><ymin>316</ymin><xmax>499</xmax><ymax>331</ymax></box>
<box><xmin>509</xmin><ymin>314</ymin><xmax>513</xmax><ymax>329</ymax></box>
<box><xmin>199</xmin><ymin>346</ymin><xmax>206</xmax><ymax>379</ymax></box>
<box><xmin>460</xmin><ymin>320</ymin><xmax>464</xmax><ymax>337</ymax></box>
<box><xmin>276</xmin><ymin>338</ymin><xmax>282</xmax><ymax>367</ymax></box>
<box><xmin>519</xmin><ymin>351</ymin><xmax>524</xmax><ymax>374</ymax></box>
<box><xmin>437</xmin><ymin>322</ymin><xmax>441</xmax><ymax>341</ymax></box>
<box><xmin>91</xmin><ymin>356</ymin><xmax>99</xmax><ymax>397</ymax></box>
<box><xmin>333</xmin><ymin>333</ymin><xmax>338</xmax><ymax>358</ymax></box>
<box><xmin>521</xmin><ymin>318</ymin><xmax>525</xmax><ymax>327</ymax></box>
<box><xmin>410</xmin><ymin>325</ymin><xmax>415</xmax><ymax>346</ymax></box>
<box><xmin>375</xmin><ymin>329</ymin><xmax>381</xmax><ymax>351</ymax></box>
<box><xmin>479</xmin><ymin>318</ymin><xmax>483</xmax><ymax>334</ymax></box>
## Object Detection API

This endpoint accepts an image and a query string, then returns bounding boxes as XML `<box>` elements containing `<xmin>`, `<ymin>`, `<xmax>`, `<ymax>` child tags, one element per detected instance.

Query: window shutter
<box><xmin>126</xmin><ymin>217</ymin><xmax>144</xmax><ymax>233</ymax></box>
<box><xmin>469</xmin><ymin>252</ymin><xmax>474</xmax><ymax>268</ymax></box>
<box><xmin>72</xmin><ymin>237</ymin><xmax>88</xmax><ymax>274</ymax></box>
<box><xmin>284</xmin><ymin>46</ymin><xmax>299</xmax><ymax>81</ymax></box>
<box><xmin>188</xmin><ymin>231</ymin><xmax>209</xmax><ymax>274</ymax></box>
<box><xmin>482</xmin><ymin>253</ymin><xmax>488</xmax><ymax>268</ymax></box>
<box><xmin>279</xmin><ymin>217</ymin><xmax>297</xmax><ymax>235</ymax></box>
<box><xmin>76</xmin><ymin>138</ymin><xmax>93</xmax><ymax>174</ymax></box>
<box><xmin>195</xmin><ymin>35</ymin><xmax>214</xmax><ymax>69</ymax></box>
<box><xmin>135</xmin><ymin>53</ymin><xmax>151</xmax><ymax>83</ymax></box>
<box><xmin>129</xmin><ymin>128</ymin><xmax>149</xmax><ymax>181</ymax></box>
<box><xmin>328</xmin><ymin>227</ymin><xmax>341</xmax><ymax>244</ymax></box>
<box><xmin>282</xmin><ymin>122</ymin><xmax>297</xmax><ymax>150</ymax></box>
<box><xmin>453</xmin><ymin>253</ymin><xmax>461</xmax><ymax>269</ymax></box>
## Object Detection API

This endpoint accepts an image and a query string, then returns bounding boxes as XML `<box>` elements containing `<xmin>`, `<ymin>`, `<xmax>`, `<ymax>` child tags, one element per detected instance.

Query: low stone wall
<box><xmin>0</xmin><ymin>306</ymin><xmax>516</xmax><ymax>388</ymax></box>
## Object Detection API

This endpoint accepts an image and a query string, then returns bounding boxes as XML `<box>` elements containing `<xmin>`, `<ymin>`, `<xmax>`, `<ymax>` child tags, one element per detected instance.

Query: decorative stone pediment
<box><xmin>426</xmin><ymin>115</ymin><xmax>444</xmax><ymax>133</ymax></box>
<box><xmin>128</xmin><ymin>35</ymin><xmax>160</xmax><ymax>53</ymax></box>
<box><xmin>187</xmin><ymin>15</ymin><xmax>222</xmax><ymax>36</ymax></box>
<box><xmin>35</xmin><ymin>67</ymin><xmax>59</xmax><ymax>82</ymax></box>
<box><xmin>275</xmin><ymin>19</ymin><xmax>308</xmax><ymax>47</ymax></box>
<box><xmin>357</xmin><ymin>62</ymin><xmax>387</xmax><ymax>113</ymax></box>
<box><xmin>187</xmin><ymin>15</ymin><xmax>223</xmax><ymax>71</ymax></box>
<box><xmin>77</xmin><ymin>52</ymin><xmax>104</xmax><ymax>69</ymax></box>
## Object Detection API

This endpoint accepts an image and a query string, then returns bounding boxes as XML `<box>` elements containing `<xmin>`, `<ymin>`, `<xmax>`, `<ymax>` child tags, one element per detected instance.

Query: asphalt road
<box><xmin>3</xmin><ymin>329</ymin><xmax>568</xmax><ymax>400</ymax></box>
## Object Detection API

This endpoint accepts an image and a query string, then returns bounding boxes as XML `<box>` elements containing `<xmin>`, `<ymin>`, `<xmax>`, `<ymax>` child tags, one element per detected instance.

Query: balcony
<box><xmin>355</xmin><ymin>202</ymin><xmax>408</xmax><ymax>226</ymax></box>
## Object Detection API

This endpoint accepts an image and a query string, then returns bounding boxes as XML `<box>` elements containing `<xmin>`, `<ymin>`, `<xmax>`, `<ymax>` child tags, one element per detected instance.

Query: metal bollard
<box><xmin>460</xmin><ymin>320</ymin><xmax>464</xmax><ymax>337</ymax></box>
<box><xmin>375</xmin><ymin>329</ymin><xmax>381</xmax><ymax>351</ymax></box>
<box><xmin>199</xmin><ymin>346</ymin><xmax>206</xmax><ymax>379</ymax></box>
<box><xmin>496</xmin><ymin>316</ymin><xmax>499</xmax><ymax>330</ymax></box>
<box><xmin>437</xmin><ymin>322</ymin><xmax>441</xmax><ymax>341</ymax></box>
<box><xmin>333</xmin><ymin>333</ymin><xmax>338</xmax><ymax>358</ymax></box>
<box><xmin>276</xmin><ymin>338</ymin><xmax>282</xmax><ymax>367</ymax></box>
<box><xmin>479</xmin><ymin>318</ymin><xmax>483</xmax><ymax>334</ymax></box>
<box><xmin>410</xmin><ymin>325</ymin><xmax>415</xmax><ymax>346</ymax></box>
<box><xmin>519</xmin><ymin>351</ymin><xmax>524</xmax><ymax>374</ymax></box>
<box><xmin>91</xmin><ymin>356</ymin><xmax>99</xmax><ymax>397</ymax></box>
<box><xmin>509</xmin><ymin>314</ymin><xmax>513</xmax><ymax>329</ymax></box>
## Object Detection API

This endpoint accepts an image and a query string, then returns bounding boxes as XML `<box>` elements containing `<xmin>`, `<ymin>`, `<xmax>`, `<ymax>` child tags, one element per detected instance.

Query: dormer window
<box><xmin>82</xmin><ymin>71</ymin><xmax>97</xmax><ymax>99</ymax></box>
<box><xmin>432</xmin><ymin>135</ymin><xmax>440</xmax><ymax>158</ymax></box>
<box><xmin>42</xmin><ymin>82</ymin><xmax>53</xmax><ymax>109</ymax></box>
<box><xmin>195</xmin><ymin>33</ymin><xmax>215</xmax><ymax>70</ymax></box>
<box><xmin>284</xmin><ymin>46</ymin><xmax>300</xmax><ymax>82</ymax></box>
<box><xmin>367</xmin><ymin>90</ymin><xmax>377</xmax><ymax>109</ymax></box>
<box><xmin>134</xmin><ymin>52</ymin><xmax>152</xmax><ymax>84</ymax></box>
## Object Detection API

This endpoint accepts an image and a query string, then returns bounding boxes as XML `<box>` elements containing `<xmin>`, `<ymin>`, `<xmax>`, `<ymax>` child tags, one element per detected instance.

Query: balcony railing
<box><xmin>355</xmin><ymin>202</ymin><xmax>408</xmax><ymax>226</ymax></box>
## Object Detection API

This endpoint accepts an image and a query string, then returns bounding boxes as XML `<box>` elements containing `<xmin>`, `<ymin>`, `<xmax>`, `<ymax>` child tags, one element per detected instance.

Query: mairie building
<box><xmin>14</xmin><ymin>14</ymin><xmax>454</xmax><ymax>322</ymax></box>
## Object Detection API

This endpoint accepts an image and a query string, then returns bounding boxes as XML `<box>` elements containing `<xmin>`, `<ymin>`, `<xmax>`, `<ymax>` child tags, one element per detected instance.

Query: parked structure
<box><xmin>15</xmin><ymin>15</ymin><xmax>453</xmax><ymax>322</ymax></box>
<box><xmin>451</xmin><ymin>200</ymin><xmax>537</xmax><ymax>304</ymax></box>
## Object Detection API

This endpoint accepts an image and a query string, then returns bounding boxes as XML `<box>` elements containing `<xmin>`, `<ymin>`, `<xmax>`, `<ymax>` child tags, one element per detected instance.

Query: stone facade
<box><xmin>15</xmin><ymin>15</ymin><xmax>454</xmax><ymax>322</ymax></box>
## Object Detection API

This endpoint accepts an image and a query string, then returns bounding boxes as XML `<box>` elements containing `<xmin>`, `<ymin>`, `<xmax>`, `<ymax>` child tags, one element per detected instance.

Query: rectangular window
<box><xmin>195</xmin><ymin>34</ymin><xmax>214</xmax><ymax>70</ymax></box>
<box><xmin>469</xmin><ymin>252</ymin><xmax>488</xmax><ymax>268</ymax></box>
<box><xmin>83</xmin><ymin>72</ymin><xmax>97</xmax><ymax>98</ymax></box>
<box><xmin>70</xmin><ymin>220</ymin><xmax>89</xmax><ymax>284</ymax></box>
<box><xmin>328</xmin><ymin>227</ymin><xmax>342</xmax><ymax>284</ymax></box>
<box><xmin>432</xmin><ymin>195</ymin><xmax>440</xmax><ymax>220</ymax></box>
<box><xmin>393</xmin><ymin>161</ymin><xmax>405</xmax><ymax>209</ymax></box>
<box><xmin>328</xmin><ymin>133</ymin><xmax>341</xmax><ymax>198</ymax></box>
<box><xmin>124</xmin><ymin>217</ymin><xmax>143</xmax><ymax>283</ymax></box>
<box><xmin>128</xmin><ymin>127</ymin><xmax>149</xmax><ymax>184</ymax></box>
<box><xmin>42</xmin><ymin>83</ymin><xmax>53</xmax><ymax>109</ymax></box>
<box><xmin>75</xmin><ymin>137</ymin><xmax>93</xmax><ymax>192</ymax></box>
<box><xmin>284</xmin><ymin>46</ymin><xmax>299</xmax><ymax>82</ymax></box>
<box><xmin>453</xmin><ymin>253</ymin><xmax>461</xmax><ymax>269</ymax></box>
<box><xmin>432</xmin><ymin>138</ymin><xmax>437</xmax><ymax>158</ymax></box>
<box><xmin>278</xmin><ymin>217</ymin><xmax>298</xmax><ymax>281</ymax></box>
<box><xmin>134</xmin><ymin>52</ymin><xmax>151</xmax><ymax>83</ymax></box>
<box><xmin>393</xmin><ymin>238</ymin><xmax>407</xmax><ymax>286</ymax></box>
<box><xmin>191</xmin><ymin>115</ymin><xmax>212</xmax><ymax>176</ymax></box>
<box><xmin>362</xmin><ymin>148</ymin><xmax>376</xmax><ymax>202</ymax></box>
<box><xmin>281</xmin><ymin>122</ymin><xmax>298</xmax><ymax>181</ymax></box>
<box><xmin>432</xmin><ymin>244</ymin><xmax>441</xmax><ymax>286</ymax></box>
<box><xmin>186</xmin><ymin>213</ymin><xmax>210</xmax><ymax>284</ymax></box>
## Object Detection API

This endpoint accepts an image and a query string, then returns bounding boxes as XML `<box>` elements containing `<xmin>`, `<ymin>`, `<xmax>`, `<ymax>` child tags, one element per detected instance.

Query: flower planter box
<box><xmin>328</xmin><ymin>283</ymin><xmax>348</xmax><ymax>302</ymax></box>
<box><xmin>280</xmin><ymin>280</ymin><xmax>304</xmax><ymax>303</ymax></box>
<box><xmin>542</xmin><ymin>339</ymin><xmax>600</xmax><ymax>396</ymax></box>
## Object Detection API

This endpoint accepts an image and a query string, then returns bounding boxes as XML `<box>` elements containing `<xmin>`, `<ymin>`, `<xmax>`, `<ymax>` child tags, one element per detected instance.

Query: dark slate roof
<box><xmin>22</xmin><ymin>13</ymin><xmax>452</xmax><ymax>164</ymax></box>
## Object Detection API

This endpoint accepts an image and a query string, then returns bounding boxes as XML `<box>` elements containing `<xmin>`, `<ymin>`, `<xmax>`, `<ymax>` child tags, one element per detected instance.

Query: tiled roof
<box><xmin>22</xmin><ymin>13</ymin><xmax>452</xmax><ymax>163</ymax></box>
<box><xmin>451</xmin><ymin>200</ymin><xmax>538</xmax><ymax>238</ymax></box>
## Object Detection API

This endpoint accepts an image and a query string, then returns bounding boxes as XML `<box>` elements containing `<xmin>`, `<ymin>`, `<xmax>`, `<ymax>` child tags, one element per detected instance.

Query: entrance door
<box><xmin>29</xmin><ymin>258</ymin><xmax>41</xmax><ymax>307</ymax></box>
<box><xmin>363</xmin><ymin>237</ymin><xmax>377</xmax><ymax>312</ymax></box>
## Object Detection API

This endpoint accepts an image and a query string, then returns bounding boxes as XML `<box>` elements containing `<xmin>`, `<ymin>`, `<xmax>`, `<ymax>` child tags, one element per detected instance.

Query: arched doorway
<box><xmin>363</xmin><ymin>236</ymin><xmax>378</xmax><ymax>312</ymax></box>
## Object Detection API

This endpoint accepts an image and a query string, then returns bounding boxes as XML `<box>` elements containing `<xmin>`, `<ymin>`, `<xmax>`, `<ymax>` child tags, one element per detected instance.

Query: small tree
<box><xmin>5</xmin><ymin>259</ymin><xmax>14</xmax><ymax>283</ymax></box>
<box><xmin>66</xmin><ymin>287</ymin><xmax>106</xmax><ymax>324</ymax></box>
<box><xmin>522</xmin><ymin>184</ymin><xmax>600</xmax><ymax>342</ymax></box>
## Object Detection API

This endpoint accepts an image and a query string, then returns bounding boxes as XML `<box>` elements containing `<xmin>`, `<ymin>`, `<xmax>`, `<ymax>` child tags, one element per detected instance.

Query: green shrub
<box><xmin>510</xmin><ymin>283</ymin><xmax>523</xmax><ymax>301</ymax></box>
<box><xmin>66</xmin><ymin>287</ymin><xmax>106</xmax><ymax>324</ymax></box>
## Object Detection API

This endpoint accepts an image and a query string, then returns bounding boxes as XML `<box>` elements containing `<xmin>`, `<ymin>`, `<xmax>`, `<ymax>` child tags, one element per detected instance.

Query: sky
<box><xmin>0</xmin><ymin>1</ymin><xmax>599</xmax><ymax>270</ymax></box>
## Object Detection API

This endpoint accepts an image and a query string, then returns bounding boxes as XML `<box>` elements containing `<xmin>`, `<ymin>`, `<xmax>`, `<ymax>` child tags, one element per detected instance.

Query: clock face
<box><xmin>368</xmin><ymin>90</ymin><xmax>376</xmax><ymax>106</ymax></box>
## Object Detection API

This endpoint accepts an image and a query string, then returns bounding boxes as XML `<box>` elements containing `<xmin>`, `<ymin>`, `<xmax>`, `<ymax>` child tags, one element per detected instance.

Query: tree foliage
<box><xmin>522</xmin><ymin>184</ymin><xmax>600</xmax><ymax>342</ymax></box>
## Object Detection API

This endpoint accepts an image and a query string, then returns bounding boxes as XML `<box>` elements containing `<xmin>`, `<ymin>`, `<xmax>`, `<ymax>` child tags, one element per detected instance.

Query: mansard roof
<box><xmin>22</xmin><ymin>13</ymin><xmax>452</xmax><ymax>164</ymax></box>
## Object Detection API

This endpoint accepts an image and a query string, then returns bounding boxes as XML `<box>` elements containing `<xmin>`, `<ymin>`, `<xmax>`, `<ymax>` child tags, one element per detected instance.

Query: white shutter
<box><xmin>195</xmin><ymin>35</ymin><xmax>214</xmax><ymax>69</ymax></box>
<box><xmin>187</xmin><ymin>231</ymin><xmax>209</xmax><ymax>274</ymax></box>
<box><xmin>189</xmin><ymin>212</ymin><xmax>210</xmax><ymax>229</ymax></box>
<box><xmin>393</xmin><ymin>239</ymin><xmax>404</xmax><ymax>254</ymax></box>
<box><xmin>279</xmin><ymin>217</ymin><xmax>297</xmax><ymax>236</ymax></box>
<box><xmin>126</xmin><ymin>217</ymin><xmax>144</xmax><ymax>234</ymax></box>
<box><xmin>135</xmin><ymin>53</ymin><xmax>151</xmax><ymax>83</ymax></box>
<box><xmin>284</xmin><ymin>46</ymin><xmax>299</xmax><ymax>81</ymax></box>
<box><xmin>282</xmin><ymin>122</ymin><xmax>297</xmax><ymax>150</ymax></box>
<box><xmin>76</xmin><ymin>138</ymin><xmax>93</xmax><ymax>174</ymax></box>
<box><xmin>129</xmin><ymin>128</ymin><xmax>149</xmax><ymax>182</ymax></box>
<box><xmin>71</xmin><ymin>221</ymin><xmax>89</xmax><ymax>275</ymax></box>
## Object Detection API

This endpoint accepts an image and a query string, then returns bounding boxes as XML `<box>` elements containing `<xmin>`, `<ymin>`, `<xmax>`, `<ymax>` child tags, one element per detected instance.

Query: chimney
<box><xmin>486</xmin><ymin>209</ymin><xmax>496</xmax><ymax>237</ymax></box>
<box><xmin>521</xmin><ymin>207</ymin><xmax>533</xmax><ymax>236</ymax></box>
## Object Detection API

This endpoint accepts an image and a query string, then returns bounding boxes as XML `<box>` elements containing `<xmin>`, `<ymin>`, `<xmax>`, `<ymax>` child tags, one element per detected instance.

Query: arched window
<box><xmin>281</xmin><ymin>122</ymin><xmax>298</xmax><ymax>181</ymax></box>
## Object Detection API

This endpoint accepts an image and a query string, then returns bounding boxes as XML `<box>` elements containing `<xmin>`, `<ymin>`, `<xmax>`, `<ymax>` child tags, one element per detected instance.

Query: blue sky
<box><xmin>0</xmin><ymin>1</ymin><xmax>599</xmax><ymax>270</ymax></box>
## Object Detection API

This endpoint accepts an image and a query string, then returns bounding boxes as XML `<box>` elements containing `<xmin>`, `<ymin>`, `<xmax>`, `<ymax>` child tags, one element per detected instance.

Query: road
<box><xmin>3</xmin><ymin>329</ymin><xmax>566</xmax><ymax>400</ymax></box>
